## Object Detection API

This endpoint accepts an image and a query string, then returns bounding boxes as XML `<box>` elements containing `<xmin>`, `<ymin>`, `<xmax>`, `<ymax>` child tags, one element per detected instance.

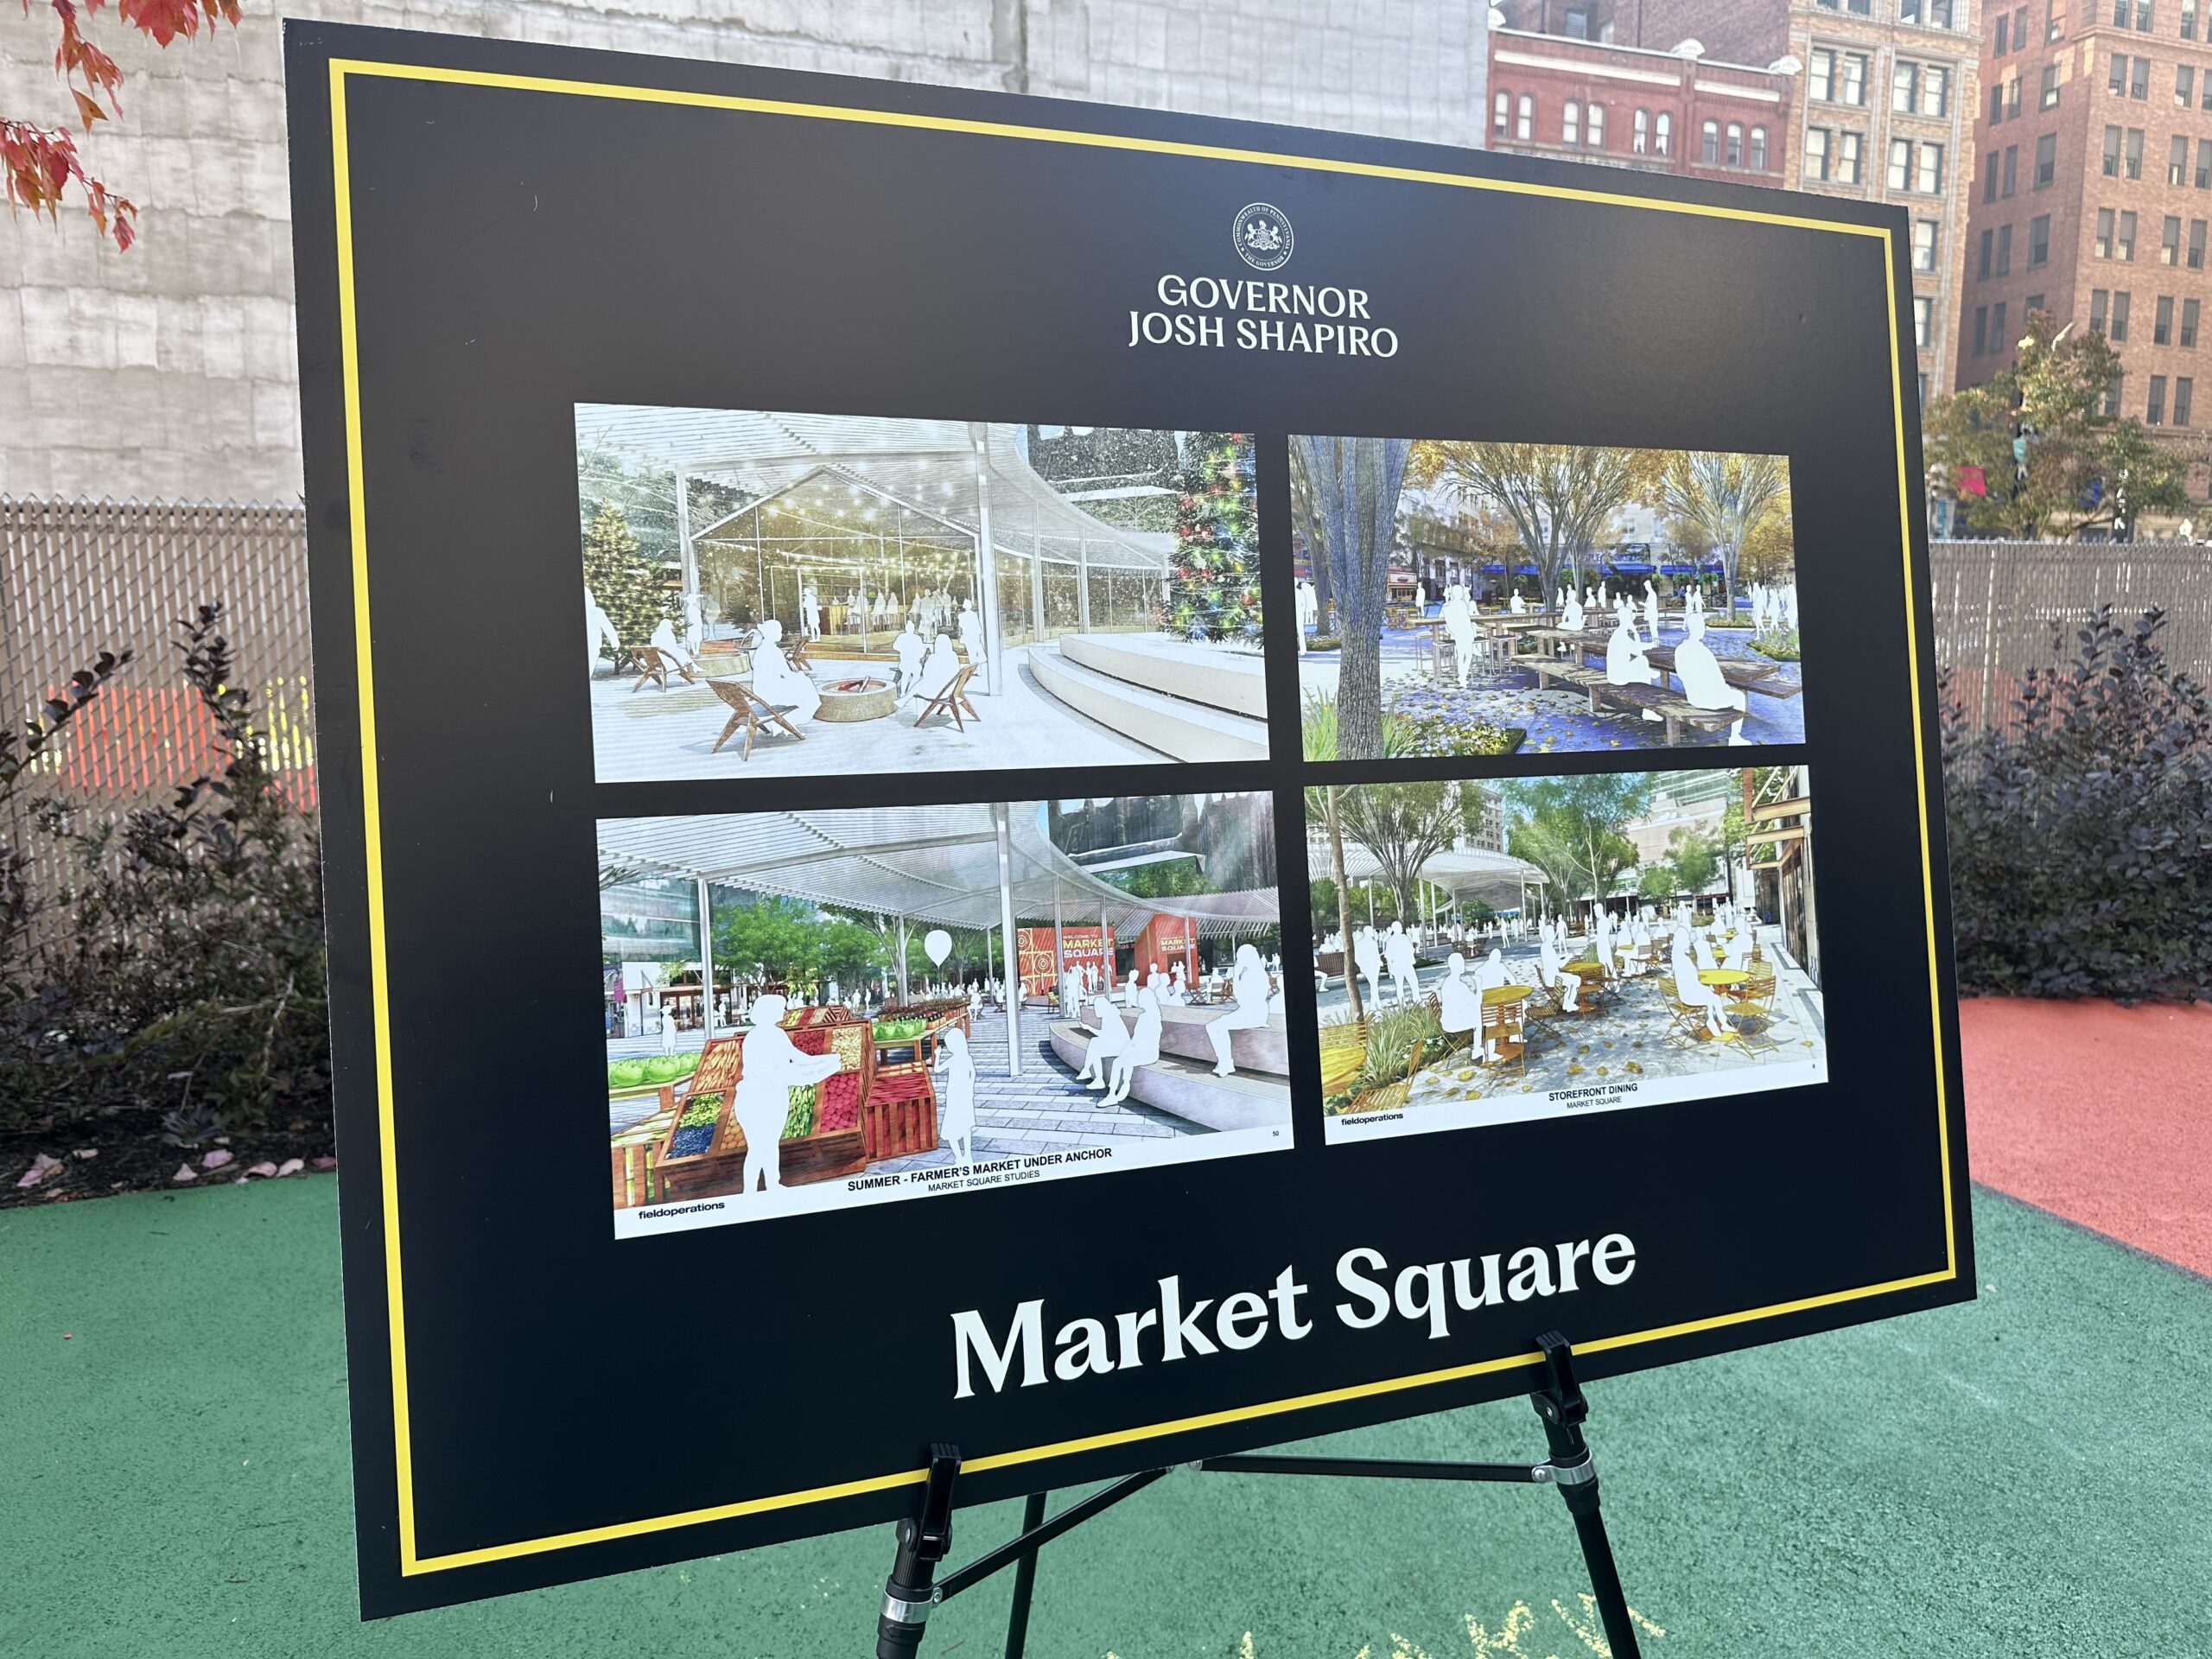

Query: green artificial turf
<box><xmin>3</xmin><ymin>1179</ymin><xmax>2205</xmax><ymax>1658</ymax></box>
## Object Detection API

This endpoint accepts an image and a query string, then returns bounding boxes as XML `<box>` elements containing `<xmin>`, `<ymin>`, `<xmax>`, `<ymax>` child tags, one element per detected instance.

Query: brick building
<box><xmin>1956</xmin><ymin>1</ymin><xmax>2212</xmax><ymax>510</ymax></box>
<box><xmin>1525</xmin><ymin>0</ymin><xmax>1984</xmax><ymax>404</ymax></box>
<box><xmin>1487</xmin><ymin>11</ymin><xmax>1797</xmax><ymax>187</ymax></box>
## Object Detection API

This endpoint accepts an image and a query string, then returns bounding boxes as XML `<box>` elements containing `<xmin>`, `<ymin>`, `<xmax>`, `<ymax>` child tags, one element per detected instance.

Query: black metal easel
<box><xmin>874</xmin><ymin>1332</ymin><xmax>1643</xmax><ymax>1659</ymax></box>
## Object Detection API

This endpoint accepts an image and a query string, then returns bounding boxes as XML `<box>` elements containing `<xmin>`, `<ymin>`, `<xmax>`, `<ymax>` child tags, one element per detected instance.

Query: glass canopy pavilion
<box><xmin>577</xmin><ymin>406</ymin><xmax>1177</xmax><ymax>696</ymax></box>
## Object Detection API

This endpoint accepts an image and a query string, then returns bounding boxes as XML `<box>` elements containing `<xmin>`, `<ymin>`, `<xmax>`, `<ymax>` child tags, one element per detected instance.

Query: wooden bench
<box><xmin>1527</xmin><ymin>658</ymin><xmax>1739</xmax><ymax>745</ymax></box>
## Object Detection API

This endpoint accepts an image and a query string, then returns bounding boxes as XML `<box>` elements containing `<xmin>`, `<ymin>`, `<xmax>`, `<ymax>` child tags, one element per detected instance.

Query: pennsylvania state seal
<box><xmin>1233</xmin><ymin>202</ymin><xmax>1294</xmax><ymax>271</ymax></box>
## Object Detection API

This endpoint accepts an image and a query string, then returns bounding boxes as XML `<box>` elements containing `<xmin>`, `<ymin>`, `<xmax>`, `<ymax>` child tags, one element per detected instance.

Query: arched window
<box><xmin>1564</xmin><ymin>99</ymin><xmax>1581</xmax><ymax>144</ymax></box>
<box><xmin>1633</xmin><ymin>108</ymin><xmax>1650</xmax><ymax>154</ymax></box>
<box><xmin>1494</xmin><ymin>90</ymin><xmax>1510</xmax><ymax>137</ymax></box>
<box><xmin>1726</xmin><ymin>121</ymin><xmax>1744</xmax><ymax>167</ymax></box>
<box><xmin>1701</xmin><ymin>118</ymin><xmax>1720</xmax><ymax>165</ymax></box>
<box><xmin>1656</xmin><ymin>111</ymin><xmax>1673</xmax><ymax>156</ymax></box>
<box><xmin>1587</xmin><ymin>103</ymin><xmax>1605</xmax><ymax>146</ymax></box>
<box><xmin>1517</xmin><ymin>93</ymin><xmax>1535</xmax><ymax>142</ymax></box>
<box><xmin>1749</xmin><ymin>125</ymin><xmax>1769</xmax><ymax>170</ymax></box>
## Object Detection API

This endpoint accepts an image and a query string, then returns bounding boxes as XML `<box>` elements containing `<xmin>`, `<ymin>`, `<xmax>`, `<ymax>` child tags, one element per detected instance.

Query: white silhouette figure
<box><xmin>1442</xmin><ymin>582</ymin><xmax>1479</xmax><ymax>685</ymax></box>
<box><xmin>1673</xmin><ymin>937</ymin><xmax>1733</xmax><ymax>1037</ymax></box>
<box><xmin>650</xmin><ymin>617</ymin><xmax>696</xmax><ymax>680</ymax></box>
<box><xmin>800</xmin><ymin>582</ymin><xmax>823</xmax><ymax>640</ymax></box>
<box><xmin>893</xmin><ymin>620</ymin><xmax>927</xmax><ymax>700</ymax></box>
<box><xmin>1351</xmin><ymin>925</ymin><xmax>1383</xmax><ymax>1009</ymax></box>
<box><xmin>935</xmin><ymin>1025</ymin><xmax>978</xmax><ymax>1165</ymax></box>
<box><xmin>1675</xmin><ymin>611</ymin><xmax>1749</xmax><ymax>745</ymax></box>
<box><xmin>1383</xmin><ymin>921</ymin><xmax>1419</xmax><ymax>1005</ymax></box>
<box><xmin>1538</xmin><ymin>933</ymin><xmax>1580</xmax><ymax>1012</ymax></box>
<box><xmin>957</xmin><ymin>599</ymin><xmax>986</xmax><ymax>676</ymax></box>
<box><xmin>1076</xmin><ymin>992</ymin><xmax>1130</xmax><ymax>1088</ymax></box>
<box><xmin>751</xmin><ymin>620</ymin><xmax>821</xmax><ymax>723</ymax></box>
<box><xmin>681</xmin><ymin>590</ymin><xmax>708</xmax><ymax>653</ymax></box>
<box><xmin>1509</xmin><ymin>590</ymin><xmax>1527</xmax><ymax>615</ymax></box>
<box><xmin>1294</xmin><ymin>577</ymin><xmax>1319</xmax><ymax>634</ymax></box>
<box><xmin>1207</xmin><ymin>944</ymin><xmax>1271</xmax><ymax>1077</ymax></box>
<box><xmin>1561</xmin><ymin>591</ymin><xmax>1586</xmax><ymax>632</ymax></box>
<box><xmin>914</xmin><ymin>632</ymin><xmax>961</xmax><ymax>711</ymax></box>
<box><xmin>585</xmin><ymin>588</ymin><xmax>620</xmax><ymax>671</ymax></box>
<box><xmin>728</xmin><ymin>995</ymin><xmax>839</xmax><ymax>1192</ymax></box>
<box><xmin>1167</xmin><ymin>960</ymin><xmax>1191</xmax><ymax>1006</ymax></box>
<box><xmin>1435</xmin><ymin>952</ymin><xmax>1480</xmax><ymax>1044</ymax></box>
<box><xmin>1103</xmin><ymin>987</ymin><xmax>1163</xmax><ymax>1105</ymax></box>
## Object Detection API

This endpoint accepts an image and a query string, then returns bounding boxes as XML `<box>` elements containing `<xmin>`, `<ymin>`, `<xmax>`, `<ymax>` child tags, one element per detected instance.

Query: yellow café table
<box><xmin>1483</xmin><ymin>983</ymin><xmax>1533</xmax><ymax>1060</ymax></box>
<box><xmin>1697</xmin><ymin>968</ymin><xmax>1751</xmax><ymax>1040</ymax></box>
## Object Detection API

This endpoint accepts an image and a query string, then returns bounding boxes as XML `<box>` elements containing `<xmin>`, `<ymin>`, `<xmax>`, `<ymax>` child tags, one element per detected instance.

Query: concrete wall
<box><xmin>0</xmin><ymin>0</ymin><xmax>1490</xmax><ymax>501</ymax></box>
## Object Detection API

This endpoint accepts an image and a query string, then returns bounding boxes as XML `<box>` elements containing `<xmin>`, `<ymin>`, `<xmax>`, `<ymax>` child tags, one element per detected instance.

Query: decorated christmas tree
<box><xmin>1164</xmin><ymin>432</ymin><xmax>1261</xmax><ymax>645</ymax></box>
<box><xmin>581</xmin><ymin>499</ymin><xmax>672</xmax><ymax>667</ymax></box>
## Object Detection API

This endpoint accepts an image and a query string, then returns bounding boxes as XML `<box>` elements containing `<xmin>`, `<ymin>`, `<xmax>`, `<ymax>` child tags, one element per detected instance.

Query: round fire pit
<box><xmin>814</xmin><ymin>677</ymin><xmax>897</xmax><ymax>722</ymax></box>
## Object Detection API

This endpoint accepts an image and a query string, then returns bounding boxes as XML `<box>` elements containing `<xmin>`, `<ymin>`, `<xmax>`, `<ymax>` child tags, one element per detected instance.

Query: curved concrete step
<box><xmin>1046</xmin><ymin>1020</ymin><xmax>1288</xmax><ymax>1131</ymax></box>
<box><xmin>1058</xmin><ymin>632</ymin><xmax>1269</xmax><ymax>719</ymax></box>
<box><xmin>1028</xmin><ymin>645</ymin><xmax>1270</xmax><ymax>763</ymax></box>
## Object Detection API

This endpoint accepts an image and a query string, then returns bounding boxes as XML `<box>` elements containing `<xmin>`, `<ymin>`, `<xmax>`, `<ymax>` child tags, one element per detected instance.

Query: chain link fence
<box><xmin>1929</xmin><ymin>539</ymin><xmax>2212</xmax><ymax>732</ymax></box>
<box><xmin>7</xmin><ymin>502</ymin><xmax>2212</xmax><ymax>834</ymax></box>
<box><xmin>0</xmin><ymin>499</ymin><xmax>317</xmax><ymax>859</ymax></box>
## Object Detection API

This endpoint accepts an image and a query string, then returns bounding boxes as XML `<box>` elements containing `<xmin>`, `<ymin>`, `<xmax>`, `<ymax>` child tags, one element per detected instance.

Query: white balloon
<box><xmin>924</xmin><ymin>929</ymin><xmax>953</xmax><ymax>967</ymax></box>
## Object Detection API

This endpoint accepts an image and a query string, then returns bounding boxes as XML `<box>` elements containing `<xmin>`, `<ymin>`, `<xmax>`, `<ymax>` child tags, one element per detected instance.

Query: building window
<box><xmin>1997</xmin><ymin>10</ymin><xmax>2012</xmax><ymax>48</ymax></box>
<box><xmin>1750</xmin><ymin>125</ymin><xmax>1768</xmax><ymax>170</ymax></box>
<box><xmin>1979</xmin><ymin>226</ymin><xmax>1995</xmax><ymax>277</ymax></box>
<box><xmin>2158</xmin><ymin>294</ymin><xmax>2176</xmax><ymax>342</ymax></box>
<box><xmin>2148</xmin><ymin>374</ymin><xmax>2166</xmax><ymax>425</ymax></box>
<box><xmin>1701</xmin><ymin>118</ymin><xmax>1719</xmax><ymax>164</ymax></box>
<box><xmin>1916</xmin><ymin>142</ymin><xmax>1944</xmax><ymax>192</ymax></box>
<box><xmin>1587</xmin><ymin>103</ymin><xmax>1605</xmax><ymax>147</ymax></box>
<box><xmin>1493</xmin><ymin>91</ymin><xmax>1510</xmax><ymax>137</ymax></box>
<box><xmin>2027</xmin><ymin>292</ymin><xmax>2046</xmax><ymax>315</ymax></box>
<box><xmin>1564</xmin><ymin>99</ymin><xmax>1580</xmax><ymax>145</ymax></box>
<box><xmin>2135</xmin><ymin>55</ymin><xmax>2152</xmax><ymax>97</ymax></box>
<box><xmin>2192</xmin><ymin>217</ymin><xmax>2208</xmax><ymax>266</ymax></box>
<box><xmin>1974</xmin><ymin>303</ymin><xmax>1990</xmax><ymax>353</ymax></box>
<box><xmin>2195</xmin><ymin>137</ymin><xmax>2210</xmax><ymax>185</ymax></box>
<box><xmin>1914</xmin><ymin>296</ymin><xmax>1933</xmax><ymax>347</ymax></box>
<box><xmin>1842</xmin><ymin>52</ymin><xmax>1869</xmax><ymax>105</ymax></box>
<box><xmin>2188</xmin><ymin>0</ymin><xmax>2201</xmax><ymax>37</ymax></box>
<box><xmin>1841</xmin><ymin>130</ymin><xmax>1866</xmax><ymax>183</ymax></box>
<box><xmin>2185</xmin><ymin>297</ymin><xmax>2202</xmax><ymax>345</ymax></box>
<box><xmin>2004</xmin><ymin>144</ymin><xmax>2019</xmax><ymax>194</ymax></box>
<box><xmin>2177</xmin><ymin>377</ymin><xmax>2194</xmax><ymax>425</ymax></box>
<box><xmin>2042</xmin><ymin>62</ymin><xmax>2062</xmax><ymax>108</ymax></box>
<box><xmin>1725</xmin><ymin>121</ymin><xmax>1743</xmax><ymax>166</ymax></box>
<box><xmin>1985</xmin><ymin>150</ymin><xmax>2001</xmax><ymax>201</ymax></box>
<box><xmin>1811</xmin><ymin>48</ymin><xmax>1836</xmax><ymax>102</ymax></box>
<box><xmin>2036</xmin><ymin>131</ymin><xmax>2058</xmax><ymax>186</ymax></box>
<box><xmin>2097</xmin><ymin>205</ymin><xmax>2117</xmax><ymax>255</ymax></box>
<box><xmin>2112</xmin><ymin>52</ymin><xmax>2130</xmax><ymax>94</ymax></box>
<box><xmin>1517</xmin><ymin>93</ymin><xmax>1534</xmax><ymax>142</ymax></box>
<box><xmin>1923</xmin><ymin>65</ymin><xmax>1950</xmax><ymax>116</ymax></box>
<box><xmin>2127</xmin><ymin>127</ymin><xmax>2145</xmax><ymax>178</ymax></box>
<box><xmin>1805</xmin><ymin>127</ymin><xmax>1832</xmax><ymax>181</ymax></box>
<box><xmin>1913</xmin><ymin>218</ymin><xmax>1939</xmax><ymax>269</ymax></box>
<box><xmin>1895</xmin><ymin>139</ymin><xmax>1917</xmax><ymax>190</ymax></box>
<box><xmin>2104</xmin><ymin>124</ymin><xmax>2124</xmax><ymax>175</ymax></box>
<box><xmin>2164</xmin><ymin>213</ymin><xmax>2183</xmax><ymax>263</ymax></box>
<box><xmin>1564</xmin><ymin>6</ymin><xmax>1592</xmax><ymax>35</ymax></box>
<box><xmin>1992</xmin><ymin>301</ymin><xmax>2009</xmax><ymax>352</ymax></box>
<box><xmin>2031</xmin><ymin>213</ymin><xmax>2051</xmax><ymax>264</ymax></box>
<box><xmin>2091</xmin><ymin>287</ymin><xmax>2110</xmax><ymax>332</ymax></box>
<box><xmin>1632</xmin><ymin>108</ymin><xmax>1649</xmax><ymax>154</ymax></box>
<box><xmin>2113</xmin><ymin>289</ymin><xmax>2133</xmax><ymax>338</ymax></box>
<box><xmin>1893</xmin><ymin>61</ymin><xmax>1918</xmax><ymax>113</ymax></box>
<box><xmin>2010</xmin><ymin>73</ymin><xmax>2026</xmax><ymax>118</ymax></box>
<box><xmin>1656</xmin><ymin>111</ymin><xmax>1672</xmax><ymax>156</ymax></box>
<box><xmin>2182</xmin><ymin>66</ymin><xmax>2197</xmax><ymax>106</ymax></box>
<box><xmin>2139</xmin><ymin>0</ymin><xmax>2155</xmax><ymax>24</ymax></box>
<box><xmin>1992</xmin><ymin>82</ymin><xmax>2006</xmax><ymax>124</ymax></box>
<box><xmin>1998</xmin><ymin>222</ymin><xmax>2015</xmax><ymax>274</ymax></box>
<box><xmin>2050</xmin><ymin>0</ymin><xmax>2065</xmax><ymax>41</ymax></box>
<box><xmin>2103</xmin><ymin>373</ymin><xmax>2123</xmax><ymax>417</ymax></box>
<box><xmin>2174</xmin><ymin>134</ymin><xmax>2192</xmax><ymax>185</ymax></box>
<box><xmin>2120</xmin><ymin>208</ymin><xmax>2139</xmax><ymax>257</ymax></box>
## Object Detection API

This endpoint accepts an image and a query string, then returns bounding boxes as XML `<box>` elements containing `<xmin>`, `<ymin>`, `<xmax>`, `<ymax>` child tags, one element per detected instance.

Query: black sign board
<box><xmin>285</xmin><ymin>22</ymin><xmax>1970</xmax><ymax>1618</ymax></box>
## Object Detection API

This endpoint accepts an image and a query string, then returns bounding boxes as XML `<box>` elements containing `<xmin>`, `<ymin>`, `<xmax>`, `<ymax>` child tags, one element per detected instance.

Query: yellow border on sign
<box><xmin>327</xmin><ymin>55</ymin><xmax>1956</xmax><ymax>1578</ymax></box>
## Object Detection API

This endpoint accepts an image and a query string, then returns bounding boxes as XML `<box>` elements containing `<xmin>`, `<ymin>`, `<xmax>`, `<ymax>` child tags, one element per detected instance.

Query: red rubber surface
<box><xmin>1960</xmin><ymin>995</ymin><xmax>2212</xmax><ymax>1278</ymax></box>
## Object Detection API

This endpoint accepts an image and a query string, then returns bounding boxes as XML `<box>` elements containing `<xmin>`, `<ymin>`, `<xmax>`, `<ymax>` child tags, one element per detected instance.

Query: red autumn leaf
<box><xmin>72</xmin><ymin>89</ymin><xmax>104</xmax><ymax>129</ymax></box>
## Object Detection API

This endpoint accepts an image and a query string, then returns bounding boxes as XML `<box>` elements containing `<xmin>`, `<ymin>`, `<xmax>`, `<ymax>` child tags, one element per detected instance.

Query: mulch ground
<box><xmin>3</xmin><ymin>1106</ymin><xmax>335</xmax><ymax>1209</ymax></box>
<box><xmin>1960</xmin><ymin>995</ymin><xmax>2212</xmax><ymax>1279</ymax></box>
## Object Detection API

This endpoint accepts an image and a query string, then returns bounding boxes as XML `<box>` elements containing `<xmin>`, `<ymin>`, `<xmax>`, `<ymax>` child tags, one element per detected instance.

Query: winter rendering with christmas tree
<box><xmin>575</xmin><ymin>409</ymin><xmax>1279</xmax><ymax>783</ymax></box>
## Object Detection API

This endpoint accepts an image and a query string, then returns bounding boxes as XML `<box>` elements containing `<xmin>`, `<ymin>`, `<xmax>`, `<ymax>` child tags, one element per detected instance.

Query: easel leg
<box><xmin>1529</xmin><ymin>1331</ymin><xmax>1643</xmax><ymax>1659</ymax></box>
<box><xmin>1002</xmin><ymin>1490</ymin><xmax>1048</xmax><ymax>1659</ymax></box>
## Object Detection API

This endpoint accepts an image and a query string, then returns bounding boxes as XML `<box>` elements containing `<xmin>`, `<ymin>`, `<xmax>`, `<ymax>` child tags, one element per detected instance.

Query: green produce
<box><xmin>781</xmin><ymin>1084</ymin><xmax>817</xmax><ymax>1140</ymax></box>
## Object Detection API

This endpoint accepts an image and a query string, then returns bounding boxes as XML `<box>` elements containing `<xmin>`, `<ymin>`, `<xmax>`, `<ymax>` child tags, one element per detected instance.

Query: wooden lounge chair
<box><xmin>709</xmin><ymin>678</ymin><xmax>806</xmax><ymax>761</ymax></box>
<box><xmin>912</xmin><ymin>663</ymin><xmax>982</xmax><ymax>733</ymax></box>
<box><xmin>630</xmin><ymin>645</ymin><xmax>696</xmax><ymax>693</ymax></box>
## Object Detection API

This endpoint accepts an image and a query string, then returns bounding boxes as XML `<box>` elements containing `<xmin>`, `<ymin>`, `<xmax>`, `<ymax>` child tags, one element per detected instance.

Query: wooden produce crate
<box><xmin>651</xmin><ymin>1021</ymin><xmax>870</xmax><ymax>1202</ymax></box>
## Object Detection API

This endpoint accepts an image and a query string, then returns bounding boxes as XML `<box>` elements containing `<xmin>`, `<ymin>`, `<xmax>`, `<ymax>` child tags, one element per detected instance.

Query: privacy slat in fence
<box><xmin>0</xmin><ymin>499</ymin><xmax>317</xmax><ymax>842</ymax></box>
<box><xmin>1927</xmin><ymin>539</ymin><xmax>2212</xmax><ymax>732</ymax></box>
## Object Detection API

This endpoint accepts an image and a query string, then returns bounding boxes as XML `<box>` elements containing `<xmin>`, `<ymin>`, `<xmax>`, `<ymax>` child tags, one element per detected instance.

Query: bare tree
<box><xmin>1656</xmin><ymin>452</ymin><xmax>1789</xmax><ymax>615</ymax></box>
<box><xmin>1426</xmin><ymin>443</ymin><xmax>1659</xmax><ymax>605</ymax></box>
